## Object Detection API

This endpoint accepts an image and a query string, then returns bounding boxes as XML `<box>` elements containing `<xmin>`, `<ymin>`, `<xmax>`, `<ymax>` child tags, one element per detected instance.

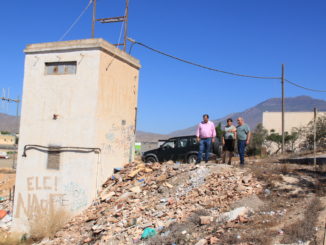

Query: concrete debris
<box><xmin>195</xmin><ymin>238</ymin><xmax>208</xmax><ymax>245</ymax></box>
<box><xmin>36</xmin><ymin>161</ymin><xmax>263</xmax><ymax>244</ymax></box>
<box><xmin>217</xmin><ymin>207</ymin><xmax>250</xmax><ymax>223</ymax></box>
<box><xmin>0</xmin><ymin>213</ymin><xmax>12</xmax><ymax>230</ymax></box>
<box><xmin>199</xmin><ymin>216</ymin><xmax>214</xmax><ymax>225</ymax></box>
<box><xmin>210</xmin><ymin>236</ymin><xmax>219</xmax><ymax>244</ymax></box>
<box><xmin>276</xmin><ymin>242</ymin><xmax>310</xmax><ymax>245</ymax></box>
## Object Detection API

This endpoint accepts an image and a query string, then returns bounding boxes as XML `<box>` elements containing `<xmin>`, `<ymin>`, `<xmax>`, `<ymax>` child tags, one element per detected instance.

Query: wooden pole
<box><xmin>314</xmin><ymin>107</ymin><xmax>317</xmax><ymax>167</ymax></box>
<box><xmin>281</xmin><ymin>64</ymin><xmax>285</xmax><ymax>154</ymax></box>
<box><xmin>12</xmin><ymin>96</ymin><xmax>19</xmax><ymax>169</ymax></box>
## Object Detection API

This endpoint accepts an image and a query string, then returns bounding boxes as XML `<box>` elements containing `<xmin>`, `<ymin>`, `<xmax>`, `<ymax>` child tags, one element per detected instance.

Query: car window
<box><xmin>178</xmin><ymin>138</ymin><xmax>188</xmax><ymax>148</ymax></box>
<box><xmin>162</xmin><ymin>141</ymin><xmax>175</xmax><ymax>148</ymax></box>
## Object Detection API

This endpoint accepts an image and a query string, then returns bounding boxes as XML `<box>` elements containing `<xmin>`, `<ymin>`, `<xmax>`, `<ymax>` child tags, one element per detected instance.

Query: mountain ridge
<box><xmin>169</xmin><ymin>95</ymin><xmax>326</xmax><ymax>137</ymax></box>
<box><xmin>1</xmin><ymin>96</ymin><xmax>326</xmax><ymax>141</ymax></box>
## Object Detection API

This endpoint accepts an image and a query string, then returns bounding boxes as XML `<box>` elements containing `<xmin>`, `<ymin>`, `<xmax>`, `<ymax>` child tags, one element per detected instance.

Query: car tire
<box><xmin>145</xmin><ymin>156</ymin><xmax>157</xmax><ymax>163</ymax></box>
<box><xmin>212</xmin><ymin>141</ymin><xmax>220</xmax><ymax>155</ymax></box>
<box><xmin>187</xmin><ymin>154</ymin><xmax>197</xmax><ymax>164</ymax></box>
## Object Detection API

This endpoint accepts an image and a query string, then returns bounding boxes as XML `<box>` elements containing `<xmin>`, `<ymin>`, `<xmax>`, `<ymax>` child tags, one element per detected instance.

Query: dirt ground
<box><xmin>213</xmin><ymin>159</ymin><xmax>326</xmax><ymax>245</ymax></box>
<box><xmin>0</xmin><ymin>158</ymin><xmax>14</xmax><ymax>169</ymax></box>
<box><xmin>1</xmin><ymin>157</ymin><xmax>326</xmax><ymax>245</ymax></box>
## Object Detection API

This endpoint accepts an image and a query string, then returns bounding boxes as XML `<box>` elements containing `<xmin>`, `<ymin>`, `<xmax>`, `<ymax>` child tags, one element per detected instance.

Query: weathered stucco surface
<box><xmin>262</xmin><ymin>111</ymin><xmax>326</xmax><ymax>133</ymax></box>
<box><xmin>13</xmin><ymin>39</ymin><xmax>140</xmax><ymax>232</ymax></box>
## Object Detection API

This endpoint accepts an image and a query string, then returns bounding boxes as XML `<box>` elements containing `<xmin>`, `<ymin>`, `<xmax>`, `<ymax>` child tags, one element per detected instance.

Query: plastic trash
<box><xmin>141</xmin><ymin>227</ymin><xmax>157</xmax><ymax>239</ymax></box>
<box><xmin>0</xmin><ymin>210</ymin><xmax>7</xmax><ymax>219</ymax></box>
<box><xmin>114</xmin><ymin>168</ymin><xmax>122</xmax><ymax>173</ymax></box>
<box><xmin>264</xmin><ymin>189</ymin><xmax>271</xmax><ymax>195</ymax></box>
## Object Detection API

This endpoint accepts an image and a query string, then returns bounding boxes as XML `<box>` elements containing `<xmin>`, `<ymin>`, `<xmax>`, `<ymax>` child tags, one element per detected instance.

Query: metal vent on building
<box><xmin>47</xmin><ymin>148</ymin><xmax>60</xmax><ymax>170</ymax></box>
<box><xmin>45</xmin><ymin>61</ymin><xmax>77</xmax><ymax>75</ymax></box>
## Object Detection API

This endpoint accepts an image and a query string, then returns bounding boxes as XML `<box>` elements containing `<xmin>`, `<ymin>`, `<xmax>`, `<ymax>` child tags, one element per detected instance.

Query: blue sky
<box><xmin>0</xmin><ymin>0</ymin><xmax>325</xmax><ymax>134</ymax></box>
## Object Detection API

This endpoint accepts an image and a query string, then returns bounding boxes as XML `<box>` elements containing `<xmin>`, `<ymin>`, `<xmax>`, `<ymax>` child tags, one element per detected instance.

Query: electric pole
<box><xmin>96</xmin><ymin>0</ymin><xmax>130</xmax><ymax>51</ymax></box>
<box><xmin>281</xmin><ymin>64</ymin><xmax>285</xmax><ymax>154</ymax></box>
<box><xmin>123</xmin><ymin>0</ymin><xmax>129</xmax><ymax>51</ymax></box>
<box><xmin>1</xmin><ymin>92</ymin><xmax>20</xmax><ymax>169</ymax></box>
<box><xmin>313</xmin><ymin>107</ymin><xmax>317</xmax><ymax>167</ymax></box>
<box><xmin>92</xmin><ymin>0</ymin><xmax>97</xmax><ymax>38</ymax></box>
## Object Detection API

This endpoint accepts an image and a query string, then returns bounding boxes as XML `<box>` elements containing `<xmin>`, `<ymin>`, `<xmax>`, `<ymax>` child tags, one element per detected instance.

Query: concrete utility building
<box><xmin>262</xmin><ymin>111</ymin><xmax>326</xmax><ymax>133</ymax></box>
<box><xmin>13</xmin><ymin>39</ymin><xmax>141</xmax><ymax>231</ymax></box>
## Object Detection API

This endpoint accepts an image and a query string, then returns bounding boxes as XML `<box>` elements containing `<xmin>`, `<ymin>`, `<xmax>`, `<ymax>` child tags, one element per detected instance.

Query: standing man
<box><xmin>222</xmin><ymin>118</ymin><xmax>236</xmax><ymax>165</ymax></box>
<box><xmin>196</xmin><ymin>114</ymin><xmax>216</xmax><ymax>163</ymax></box>
<box><xmin>236</xmin><ymin>117</ymin><xmax>251</xmax><ymax>166</ymax></box>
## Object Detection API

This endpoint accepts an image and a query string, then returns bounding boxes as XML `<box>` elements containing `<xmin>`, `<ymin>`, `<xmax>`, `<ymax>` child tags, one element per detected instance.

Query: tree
<box><xmin>265</xmin><ymin>130</ymin><xmax>299</xmax><ymax>154</ymax></box>
<box><xmin>215</xmin><ymin>122</ymin><xmax>223</xmax><ymax>141</ymax></box>
<box><xmin>0</xmin><ymin>131</ymin><xmax>11</xmax><ymax>135</ymax></box>
<box><xmin>287</xmin><ymin>128</ymin><xmax>300</xmax><ymax>152</ymax></box>
<box><xmin>247</xmin><ymin>123</ymin><xmax>268</xmax><ymax>156</ymax></box>
<box><xmin>304</xmin><ymin>115</ymin><xmax>326</xmax><ymax>149</ymax></box>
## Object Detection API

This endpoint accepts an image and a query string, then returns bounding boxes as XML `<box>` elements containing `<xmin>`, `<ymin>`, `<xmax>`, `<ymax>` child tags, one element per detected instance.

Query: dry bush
<box><xmin>187</xmin><ymin>209</ymin><xmax>210</xmax><ymax>225</ymax></box>
<box><xmin>281</xmin><ymin>197</ymin><xmax>323</xmax><ymax>244</ymax></box>
<box><xmin>29</xmin><ymin>208</ymin><xmax>70</xmax><ymax>241</ymax></box>
<box><xmin>219</xmin><ymin>229</ymin><xmax>275</xmax><ymax>245</ymax></box>
<box><xmin>149</xmin><ymin>221</ymin><xmax>195</xmax><ymax>245</ymax></box>
<box><xmin>0</xmin><ymin>232</ymin><xmax>27</xmax><ymax>245</ymax></box>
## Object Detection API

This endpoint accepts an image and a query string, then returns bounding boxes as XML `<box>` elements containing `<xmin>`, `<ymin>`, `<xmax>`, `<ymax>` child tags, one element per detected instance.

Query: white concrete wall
<box><xmin>262</xmin><ymin>111</ymin><xmax>326</xmax><ymax>134</ymax></box>
<box><xmin>262</xmin><ymin>111</ymin><xmax>326</xmax><ymax>153</ymax></box>
<box><xmin>13</xmin><ymin>39</ymin><xmax>140</xmax><ymax>232</ymax></box>
<box><xmin>95</xmin><ymin>51</ymin><xmax>139</xmax><ymax>185</ymax></box>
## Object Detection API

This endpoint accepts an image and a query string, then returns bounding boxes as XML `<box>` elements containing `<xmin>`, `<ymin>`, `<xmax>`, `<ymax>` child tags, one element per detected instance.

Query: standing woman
<box><xmin>222</xmin><ymin>118</ymin><xmax>236</xmax><ymax>164</ymax></box>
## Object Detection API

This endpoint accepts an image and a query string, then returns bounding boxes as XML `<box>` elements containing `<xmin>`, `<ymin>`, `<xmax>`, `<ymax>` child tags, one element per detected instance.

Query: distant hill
<box><xmin>1</xmin><ymin>96</ymin><xmax>326</xmax><ymax>141</ymax></box>
<box><xmin>169</xmin><ymin>96</ymin><xmax>326</xmax><ymax>137</ymax></box>
<box><xmin>136</xmin><ymin>131</ymin><xmax>169</xmax><ymax>142</ymax></box>
<box><xmin>0</xmin><ymin>113</ymin><xmax>20</xmax><ymax>133</ymax></box>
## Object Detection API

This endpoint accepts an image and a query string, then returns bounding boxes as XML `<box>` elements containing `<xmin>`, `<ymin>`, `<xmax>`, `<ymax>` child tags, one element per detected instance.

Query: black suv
<box><xmin>142</xmin><ymin>135</ymin><xmax>221</xmax><ymax>164</ymax></box>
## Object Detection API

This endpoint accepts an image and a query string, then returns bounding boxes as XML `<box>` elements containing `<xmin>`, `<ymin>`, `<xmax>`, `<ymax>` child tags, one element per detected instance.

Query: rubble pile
<box><xmin>0</xmin><ymin>169</ymin><xmax>14</xmax><ymax>233</ymax></box>
<box><xmin>40</xmin><ymin>161</ymin><xmax>263</xmax><ymax>244</ymax></box>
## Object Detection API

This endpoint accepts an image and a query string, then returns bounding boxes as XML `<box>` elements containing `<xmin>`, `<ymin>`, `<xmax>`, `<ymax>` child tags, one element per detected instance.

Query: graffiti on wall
<box><xmin>15</xmin><ymin>176</ymin><xmax>87</xmax><ymax>218</ymax></box>
<box><xmin>64</xmin><ymin>182</ymin><xmax>87</xmax><ymax>212</ymax></box>
<box><xmin>104</xmin><ymin>122</ymin><xmax>135</xmax><ymax>161</ymax></box>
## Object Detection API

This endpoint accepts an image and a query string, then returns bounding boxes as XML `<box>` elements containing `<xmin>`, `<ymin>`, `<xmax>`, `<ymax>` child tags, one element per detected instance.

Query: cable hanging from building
<box><xmin>59</xmin><ymin>0</ymin><xmax>93</xmax><ymax>41</ymax></box>
<box><xmin>128</xmin><ymin>39</ymin><xmax>280</xmax><ymax>80</ymax></box>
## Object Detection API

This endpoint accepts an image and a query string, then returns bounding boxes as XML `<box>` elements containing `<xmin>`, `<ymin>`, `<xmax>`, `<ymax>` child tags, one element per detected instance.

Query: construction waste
<box><xmin>38</xmin><ymin>160</ymin><xmax>263</xmax><ymax>245</ymax></box>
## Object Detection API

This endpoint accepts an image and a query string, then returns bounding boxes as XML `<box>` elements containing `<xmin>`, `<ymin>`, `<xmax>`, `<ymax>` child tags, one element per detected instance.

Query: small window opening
<box><xmin>45</xmin><ymin>61</ymin><xmax>77</xmax><ymax>75</ymax></box>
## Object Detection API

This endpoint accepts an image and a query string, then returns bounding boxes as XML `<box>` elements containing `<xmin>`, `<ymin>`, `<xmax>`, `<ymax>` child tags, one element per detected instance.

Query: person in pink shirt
<box><xmin>196</xmin><ymin>114</ymin><xmax>216</xmax><ymax>163</ymax></box>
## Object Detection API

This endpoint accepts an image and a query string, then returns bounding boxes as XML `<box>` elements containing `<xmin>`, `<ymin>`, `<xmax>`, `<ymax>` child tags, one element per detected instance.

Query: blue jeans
<box><xmin>197</xmin><ymin>138</ymin><xmax>212</xmax><ymax>163</ymax></box>
<box><xmin>237</xmin><ymin>140</ymin><xmax>247</xmax><ymax>165</ymax></box>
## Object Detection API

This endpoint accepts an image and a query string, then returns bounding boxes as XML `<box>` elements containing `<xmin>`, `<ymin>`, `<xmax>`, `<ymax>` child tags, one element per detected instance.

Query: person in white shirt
<box><xmin>222</xmin><ymin>118</ymin><xmax>236</xmax><ymax>165</ymax></box>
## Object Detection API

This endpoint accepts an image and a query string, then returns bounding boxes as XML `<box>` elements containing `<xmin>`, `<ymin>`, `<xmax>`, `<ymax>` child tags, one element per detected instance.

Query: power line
<box><xmin>129</xmin><ymin>40</ymin><xmax>280</xmax><ymax>80</ymax></box>
<box><xmin>59</xmin><ymin>0</ymin><xmax>93</xmax><ymax>41</ymax></box>
<box><xmin>285</xmin><ymin>79</ymin><xmax>326</xmax><ymax>93</ymax></box>
<box><xmin>129</xmin><ymin>39</ymin><xmax>326</xmax><ymax>93</ymax></box>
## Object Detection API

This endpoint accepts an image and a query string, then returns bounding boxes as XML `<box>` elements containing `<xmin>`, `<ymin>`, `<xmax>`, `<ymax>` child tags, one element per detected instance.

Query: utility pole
<box><xmin>313</xmin><ymin>107</ymin><xmax>317</xmax><ymax>167</ymax></box>
<box><xmin>123</xmin><ymin>0</ymin><xmax>129</xmax><ymax>51</ymax></box>
<box><xmin>281</xmin><ymin>64</ymin><xmax>285</xmax><ymax>154</ymax></box>
<box><xmin>91</xmin><ymin>0</ymin><xmax>97</xmax><ymax>38</ymax></box>
<box><xmin>0</xmin><ymin>93</ymin><xmax>20</xmax><ymax>169</ymax></box>
<box><xmin>96</xmin><ymin>0</ymin><xmax>130</xmax><ymax>51</ymax></box>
